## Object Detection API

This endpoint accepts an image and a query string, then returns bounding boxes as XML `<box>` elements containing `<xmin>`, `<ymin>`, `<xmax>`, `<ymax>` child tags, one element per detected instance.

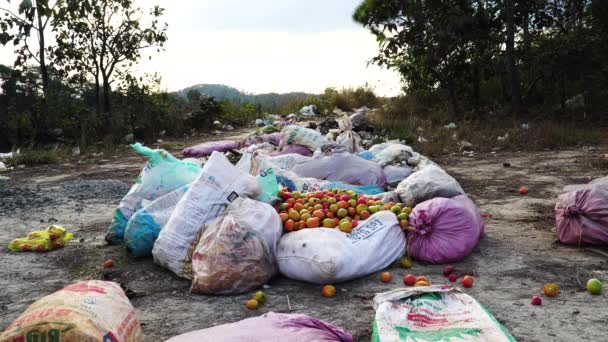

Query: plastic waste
<box><xmin>152</xmin><ymin>151</ymin><xmax>260</xmax><ymax>279</ymax></box>
<box><xmin>369</xmin><ymin>142</ymin><xmax>416</xmax><ymax>167</ymax></box>
<box><xmin>8</xmin><ymin>225</ymin><xmax>73</xmax><ymax>252</ymax></box>
<box><xmin>383</xmin><ymin>165</ymin><xmax>413</xmax><ymax>185</ymax></box>
<box><xmin>358</xmin><ymin>151</ymin><xmax>374</xmax><ymax>160</ymax></box>
<box><xmin>555</xmin><ymin>183</ymin><xmax>608</xmax><ymax>245</ymax></box>
<box><xmin>291</xmin><ymin>151</ymin><xmax>387</xmax><ymax>187</ymax></box>
<box><xmin>105</xmin><ymin>143</ymin><xmax>201</xmax><ymax>244</ymax></box>
<box><xmin>190</xmin><ymin>197</ymin><xmax>282</xmax><ymax>295</ymax></box>
<box><xmin>124</xmin><ymin>186</ymin><xmax>189</xmax><ymax>257</ymax></box>
<box><xmin>273</xmin><ymin>144</ymin><xmax>313</xmax><ymax>157</ymax></box>
<box><xmin>277</xmin><ymin>211</ymin><xmax>405</xmax><ymax>284</ymax></box>
<box><xmin>299</xmin><ymin>104</ymin><xmax>318</xmax><ymax>117</ymax></box>
<box><xmin>256</xmin><ymin>167</ymin><xmax>280</xmax><ymax>203</ymax></box>
<box><xmin>444</xmin><ymin>122</ymin><xmax>457</xmax><ymax>129</ymax></box>
<box><xmin>373</xmin><ymin>286</ymin><xmax>516</xmax><ymax>342</ymax></box>
<box><xmin>243</xmin><ymin>133</ymin><xmax>281</xmax><ymax>147</ymax></box>
<box><xmin>0</xmin><ymin>281</ymin><xmax>142</xmax><ymax>342</ymax></box>
<box><xmin>165</xmin><ymin>312</ymin><xmax>353</xmax><ymax>342</ymax></box>
<box><xmin>182</xmin><ymin>140</ymin><xmax>240</xmax><ymax>157</ymax></box>
<box><xmin>321</xmin><ymin>182</ymin><xmax>385</xmax><ymax>195</ymax></box>
<box><xmin>395</xmin><ymin>165</ymin><xmax>464</xmax><ymax>207</ymax></box>
<box><xmin>408</xmin><ymin>195</ymin><xmax>484</xmax><ymax>263</ymax></box>
<box><xmin>279</xmin><ymin>125</ymin><xmax>327</xmax><ymax>152</ymax></box>
<box><xmin>336</xmin><ymin>131</ymin><xmax>364</xmax><ymax>153</ymax></box>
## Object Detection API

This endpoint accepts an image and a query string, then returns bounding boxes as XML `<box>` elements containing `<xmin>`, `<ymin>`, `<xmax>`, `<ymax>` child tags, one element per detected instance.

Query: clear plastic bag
<box><xmin>190</xmin><ymin>197</ymin><xmax>282</xmax><ymax>295</ymax></box>
<box><xmin>279</xmin><ymin>125</ymin><xmax>327</xmax><ymax>151</ymax></box>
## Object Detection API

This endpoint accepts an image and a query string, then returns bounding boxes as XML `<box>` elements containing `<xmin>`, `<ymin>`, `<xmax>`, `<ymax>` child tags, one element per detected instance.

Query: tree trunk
<box><xmin>505</xmin><ymin>0</ymin><xmax>522</xmax><ymax>114</ymax></box>
<box><xmin>94</xmin><ymin>75</ymin><xmax>101</xmax><ymax>115</ymax></box>
<box><xmin>35</xmin><ymin>1</ymin><xmax>48</xmax><ymax>97</ymax></box>
<box><xmin>102</xmin><ymin>77</ymin><xmax>111</xmax><ymax>114</ymax></box>
<box><xmin>446</xmin><ymin>84</ymin><xmax>459</xmax><ymax>120</ymax></box>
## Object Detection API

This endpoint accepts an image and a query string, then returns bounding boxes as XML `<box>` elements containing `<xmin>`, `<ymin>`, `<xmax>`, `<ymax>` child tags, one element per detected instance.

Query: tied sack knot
<box><xmin>564</xmin><ymin>205</ymin><xmax>582</xmax><ymax>217</ymax></box>
<box><xmin>411</xmin><ymin>210</ymin><xmax>432</xmax><ymax>236</ymax></box>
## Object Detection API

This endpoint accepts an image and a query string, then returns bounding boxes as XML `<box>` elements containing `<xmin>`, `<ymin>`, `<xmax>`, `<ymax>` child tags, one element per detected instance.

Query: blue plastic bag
<box><xmin>256</xmin><ymin>168</ymin><xmax>280</xmax><ymax>203</ymax></box>
<box><xmin>106</xmin><ymin>143</ymin><xmax>201</xmax><ymax>244</ymax></box>
<box><xmin>358</xmin><ymin>151</ymin><xmax>374</xmax><ymax>160</ymax></box>
<box><xmin>124</xmin><ymin>185</ymin><xmax>189</xmax><ymax>257</ymax></box>
<box><xmin>321</xmin><ymin>182</ymin><xmax>385</xmax><ymax>195</ymax></box>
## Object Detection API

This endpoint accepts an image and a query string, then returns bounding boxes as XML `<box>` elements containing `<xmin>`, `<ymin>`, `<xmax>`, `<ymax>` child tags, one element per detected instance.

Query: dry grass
<box><xmin>370</xmin><ymin>112</ymin><xmax>607</xmax><ymax>157</ymax></box>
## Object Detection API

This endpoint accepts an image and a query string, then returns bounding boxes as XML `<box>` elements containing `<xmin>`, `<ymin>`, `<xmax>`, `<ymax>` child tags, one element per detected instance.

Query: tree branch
<box><xmin>0</xmin><ymin>7</ymin><xmax>39</xmax><ymax>30</ymax></box>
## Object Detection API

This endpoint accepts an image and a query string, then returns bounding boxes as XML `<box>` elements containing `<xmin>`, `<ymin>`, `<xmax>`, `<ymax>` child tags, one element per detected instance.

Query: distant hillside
<box><xmin>177</xmin><ymin>84</ymin><xmax>319</xmax><ymax>112</ymax></box>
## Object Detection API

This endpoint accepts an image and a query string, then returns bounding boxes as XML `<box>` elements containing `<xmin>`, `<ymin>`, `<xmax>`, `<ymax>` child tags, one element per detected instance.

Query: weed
<box><xmin>6</xmin><ymin>149</ymin><xmax>68</xmax><ymax>166</ymax></box>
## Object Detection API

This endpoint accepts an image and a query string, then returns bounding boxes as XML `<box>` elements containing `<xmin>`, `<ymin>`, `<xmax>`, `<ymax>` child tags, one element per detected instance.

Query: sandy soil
<box><xmin>1</xmin><ymin>141</ymin><xmax>607</xmax><ymax>341</ymax></box>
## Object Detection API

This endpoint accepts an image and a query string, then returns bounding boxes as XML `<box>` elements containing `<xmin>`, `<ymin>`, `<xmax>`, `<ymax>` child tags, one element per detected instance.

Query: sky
<box><xmin>0</xmin><ymin>0</ymin><xmax>403</xmax><ymax>96</ymax></box>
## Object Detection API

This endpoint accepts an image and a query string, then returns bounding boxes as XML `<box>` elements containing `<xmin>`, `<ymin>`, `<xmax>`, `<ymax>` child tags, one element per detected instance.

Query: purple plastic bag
<box><xmin>272</xmin><ymin>144</ymin><xmax>313</xmax><ymax>157</ymax></box>
<box><xmin>244</xmin><ymin>133</ymin><xmax>282</xmax><ymax>147</ymax></box>
<box><xmin>166</xmin><ymin>312</ymin><xmax>353</xmax><ymax>342</ymax></box>
<box><xmin>408</xmin><ymin>195</ymin><xmax>484</xmax><ymax>264</ymax></box>
<box><xmin>555</xmin><ymin>184</ymin><xmax>608</xmax><ymax>245</ymax></box>
<box><xmin>291</xmin><ymin>152</ymin><xmax>386</xmax><ymax>187</ymax></box>
<box><xmin>182</xmin><ymin>140</ymin><xmax>240</xmax><ymax>157</ymax></box>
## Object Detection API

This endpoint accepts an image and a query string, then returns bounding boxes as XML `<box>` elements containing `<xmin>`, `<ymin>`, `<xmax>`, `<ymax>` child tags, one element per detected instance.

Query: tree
<box><xmin>0</xmin><ymin>0</ymin><xmax>59</xmax><ymax>96</ymax></box>
<box><xmin>52</xmin><ymin>0</ymin><xmax>167</xmax><ymax>128</ymax></box>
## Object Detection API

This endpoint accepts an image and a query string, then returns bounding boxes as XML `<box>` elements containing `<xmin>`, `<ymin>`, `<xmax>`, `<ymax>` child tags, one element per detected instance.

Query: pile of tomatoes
<box><xmin>276</xmin><ymin>189</ymin><xmax>411</xmax><ymax>233</ymax></box>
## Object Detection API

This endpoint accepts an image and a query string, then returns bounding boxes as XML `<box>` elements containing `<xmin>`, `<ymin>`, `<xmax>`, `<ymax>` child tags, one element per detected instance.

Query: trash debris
<box><xmin>497</xmin><ymin>132</ymin><xmax>510</xmax><ymax>141</ymax></box>
<box><xmin>103</xmin><ymin>259</ymin><xmax>115</xmax><ymax>268</ymax></box>
<box><xmin>369</xmin><ymin>142</ymin><xmax>416</xmax><ymax>167</ymax></box>
<box><xmin>165</xmin><ymin>312</ymin><xmax>353</xmax><ymax>342</ymax></box>
<box><xmin>182</xmin><ymin>140</ymin><xmax>240</xmax><ymax>157</ymax></box>
<box><xmin>190</xmin><ymin>197</ymin><xmax>282</xmax><ymax>295</ymax></box>
<box><xmin>444</xmin><ymin>122</ymin><xmax>457</xmax><ymax>129</ymax></box>
<box><xmin>152</xmin><ymin>151</ymin><xmax>260</xmax><ymax>278</ymax></box>
<box><xmin>273</xmin><ymin>144</ymin><xmax>313</xmax><ymax>157</ymax></box>
<box><xmin>383</xmin><ymin>165</ymin><xmax>413</xmax><ymax>185</ymax></box>
<box><xmin>106</xmin><ymin>143</ymin><xmax>201</xmax><ymax>244</ymax></box>
<box><xmin>277</xmin><ymin>211</ymin><xmax>406</xmax><ymax>284</ymax></box>
<box><xmin>0</xmin><ymin>281</ymin><xmax>142</xmax><ymax>342</ymax></box>
<box><xmin>291</xmin><ymin>149</ymin><xmax>386</xmax><ymax>187</ymax></box>
<box><xmin>299</xmin><ymin>104</ymin><xmax>318</xmax><ymax>117</ymax></box>
<box><xmin>8</xmin><ymin>225</ymin><xmax>73</xmax><ymax>252</ymax></box>
<box><xmin>408</xmin><ymin>195</ymin><xmax>484</xmax><ymax>264</ymax></box>
<box><xmin>555</xmin><ymin>183</ymin><xmax>608</xmax><ymax>245</ymax></box>
<box><xmin>243</xmin><ymin>133</ymin><xmax>282</xmax><ymax>147</ymax></box>
<box><xmin>0</xmin><ymin>161</ymin><xmax>7</xmax><ymax>171</ymax></box>
<box><xmin>125</xmin><ymin>185</ymin><xmax>189</xmax><ymax>257</ymax></box>
<box><xmin>279</xmin><ymin>125</ymin><xmax>327</xmax><ymax>152</ymax></box>
<box><xmin>395</xmin><ymin>165</ymin><xmax>465</xmax><ymax>207</ymax></box>
<box><xmin>372</xmin><ymin>286</ymin><xmax>516</xmax><ymax>342</ymax></box>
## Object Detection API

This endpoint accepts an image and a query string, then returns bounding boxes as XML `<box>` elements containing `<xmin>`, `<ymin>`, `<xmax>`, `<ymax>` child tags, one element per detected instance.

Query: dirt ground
<box><xmin>1</xmin><ymin>137</ymin><xmax>607</xmax><ymax>341</ymax></box>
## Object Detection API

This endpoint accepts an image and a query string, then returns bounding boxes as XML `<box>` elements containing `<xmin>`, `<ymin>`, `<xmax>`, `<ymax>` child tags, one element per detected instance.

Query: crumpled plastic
<box><xmin>8</xmin><ymin>225</ymin><xmax>73</xmax><ymax>252</ymax></box>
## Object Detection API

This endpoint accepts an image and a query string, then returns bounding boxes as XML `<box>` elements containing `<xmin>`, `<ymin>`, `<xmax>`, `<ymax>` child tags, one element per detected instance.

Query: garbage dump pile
<box><xmin>3</xmin><ymin>106</ymin><xmax>523</xmax><ymax>342</ymax></box>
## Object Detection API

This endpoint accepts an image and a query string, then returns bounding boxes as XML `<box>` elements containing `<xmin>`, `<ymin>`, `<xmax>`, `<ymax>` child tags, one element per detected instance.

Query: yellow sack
<box><xmin>8</xmin><ymin>225</ymin><xmax>73</xmax><ymax>252</ymax></box>
<box><xmin>0</xmin><ymin>280</ymin><xmax>142</xmax><ymax>342</ymax></box>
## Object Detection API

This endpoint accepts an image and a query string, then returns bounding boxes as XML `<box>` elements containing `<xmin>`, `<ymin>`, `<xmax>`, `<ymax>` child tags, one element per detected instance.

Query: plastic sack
<box><xmin>277</xmin><ymin>211</ymin><xmax>406</xmax><ymax>284</ymax></box>
<box><xmin>384</xmin><ymin>165</ymin><xmax>413</xmax><ymax>185</ymax></box>
<box><xmin>243</xmin><ymin>133</ymin><xmax>282</xmax><ymax>147</ymax></box>
<box><xmin>256</xmin><ymin>167</ymin><xmax>280</xmax><ymax>203</ymax></box>
<box><xmin>279</xmin><ymin>125</ymin><xmax>327</xmax><ymax>151</ymax></box>
<box><xmin>292</xmin><ymin>152</ymin><xmax>386</xmax><ymax>187</ymax></box>
<box><xmin>266</xmin><ymin>153</ymin><xmax>312</xmax><ymax>170</ymax></box>
<box><xmin>369</xmin><ymin>142</ymin><xmax>416</xmax><ymax>167</ymax></box>
<box><xmin>0</xmin><ymin>280</ymin><xmax>142</xmax><ymax>342</ymax></box>
<box><xmin>408</xmin><ymin>195</ymin><xmax>484</xmax><ymax>264</ymax></box>
<box><xmin>349</xmin><ymin>110</ymin><xmax>367</xmax><ymax>128</ymax></box>
<box><xmin>8</xmin><ymin>225</ymin><xmax>73</xmax><ymax>252</ymax></box>
<box><xmin>166</xmin><ymin>312</ymin><xmax>353</xmax><ymax>342</ymax></box>
<box><xmin>358</xmin><ymin>151</ymin><xmax>374</xmax><ymax>160</ymax></box>
<box><xmin>273</xmin><ymin>144</ymin><xmax>313</xmax><ymax>157</ymax></box>
<box><xmin>252</xmin><ymin>153</ymin><xmax>326</xmax><ymax>193</ymax></box>
<box><xmin>555</xmin><ymin>184</ymin><xmax>608</xmax><ymax>245</ymax></box>
<box><xmin>336</xmin><ymin>131</ymin><xmax>364</xmax><ymax>153</ymax></box>
<box><xmin>182</xmin><ymin>140</ymin><xmax>240</xmax><ymax>157</ymax></box>
<box><xmin>124</xmin><ymin>186</ymin><xmax>189</xmax><ymax>257</ymax></box>
<box><xmin>106</xmin><ymin>143</ymin><xmax>202</xmax><ymax>244</ymax></box>
<box><xmin>321</xmin><ymin>182</ymin><xmax>385</xmax><ymax>195</ymax></box>
<box><xmin>152</xmin><ymin>151</ymin><xmax>260</xmax><ymax>279</ymax></box>
<box><xmin>372</xmin><ymin>286</ymin><xmax>516</xmax><ymax>342</ymax></box>
<box><xmin>190</xmin><ymin>197</ymin><xmax>282</xmax><ymax>295</ymax></box>
<box><xmin>395</xmin><ymin>165</ymin><xmax>464</xmax><ymax>207</ymax></box>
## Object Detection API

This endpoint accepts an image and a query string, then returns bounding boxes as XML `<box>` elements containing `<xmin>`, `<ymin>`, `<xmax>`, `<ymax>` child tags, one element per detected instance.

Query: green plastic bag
<box><xmin>105</xmin><ymin>143</ymin><xmax>202</xmax><ymax>244</ymax></box>
<box><xmin>256</xmin><ymin>168</ymin><xmax>279</xmax><ymax>203</ymax></box>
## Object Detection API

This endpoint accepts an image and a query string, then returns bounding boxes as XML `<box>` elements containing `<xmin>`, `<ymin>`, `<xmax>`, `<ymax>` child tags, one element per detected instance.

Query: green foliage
<box><xmin>321</xmin><ymin>86</ymin><xmax>379</xmax><ymax>111</ymax></box>
<box><xmin>355</xmin><ymin>0</ymin><xmax>608</xmax><ymax>120</ymax></box>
